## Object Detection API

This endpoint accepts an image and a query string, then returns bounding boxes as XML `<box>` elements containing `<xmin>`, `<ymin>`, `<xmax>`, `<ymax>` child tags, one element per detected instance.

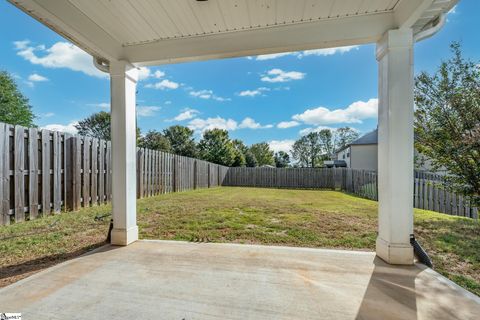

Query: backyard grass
<box><xmin>1</xmin><ymin>187</ymin><xmax>479</xmax><ymax>296</ymax></box>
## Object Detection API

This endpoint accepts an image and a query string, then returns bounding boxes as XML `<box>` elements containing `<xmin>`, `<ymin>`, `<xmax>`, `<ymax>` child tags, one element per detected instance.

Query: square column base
<box><xmin>111</xmin><ymin>226</ymin><xmax>139</xmax><ymax>246</ymax></box>
<box><xmin>376</xmin><ymin>237</ymin><xmax>414</xmax><ymax>265</ymax></box>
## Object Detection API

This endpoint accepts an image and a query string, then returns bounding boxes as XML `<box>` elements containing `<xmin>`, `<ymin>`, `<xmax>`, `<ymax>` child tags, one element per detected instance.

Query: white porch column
<box><xmin>375</xmin><ymin>29</ymin><xmax>414</xmax><ymax>265</ymax></box>
<box><xmin>110</xmin><ymin>60</ymin><xmax>139</xmax><ymax>245</ymax></box>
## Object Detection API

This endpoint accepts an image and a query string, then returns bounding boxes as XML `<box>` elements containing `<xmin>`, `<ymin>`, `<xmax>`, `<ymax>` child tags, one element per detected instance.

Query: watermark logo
<box><xmin>0</xmin><ymin>313</ymin><xmax>22</xmax><ymax>320</ymax></box>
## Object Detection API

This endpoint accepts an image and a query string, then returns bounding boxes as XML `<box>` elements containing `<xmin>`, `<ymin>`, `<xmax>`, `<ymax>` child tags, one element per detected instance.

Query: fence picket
<box><xmin>91</xmin><ymin>138</ymin><xmax>98</xmax><ymax>205</ymax></box>
<box><xmin>41</xmin><ymin>129</ymin><xmax>51</xmax><ymax>215</ymax></box>
<box><xmin>14</xmin><ymin>126</ymin><xmax>25</xmax><ymax>222</ymax></box>
<box><xmin>28</xmin><ymin>128</ymin><xmax>39</xmax><ymax>219</ymax></box>
<box><xmin>82</xmin><ymin>137</ymin><xmax>91</xmax><ymax>207</ymax></box>
<box><xmin>53</xmin><ymin>132</ymin><xmax>62</xmax><ymax>212</ymax></box>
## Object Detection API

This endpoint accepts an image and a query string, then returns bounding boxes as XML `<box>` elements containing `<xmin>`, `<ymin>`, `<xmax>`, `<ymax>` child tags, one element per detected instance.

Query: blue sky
<box><xmin>1</xmin><ymin>1</ymin><xmax>478</xmax><ymax>153</ymax></box>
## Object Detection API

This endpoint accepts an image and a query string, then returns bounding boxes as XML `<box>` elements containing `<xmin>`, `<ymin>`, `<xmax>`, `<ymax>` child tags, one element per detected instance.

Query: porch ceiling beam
<box><xmin>125</xmin><ymin>12</ymin><xmax>395</xmax><ymax>66</ymax></box>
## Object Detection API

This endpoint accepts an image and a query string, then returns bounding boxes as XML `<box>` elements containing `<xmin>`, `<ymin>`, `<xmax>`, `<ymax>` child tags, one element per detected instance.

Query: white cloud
<box><xmin>42</xmin><ymin>121</ymin><xmax>78</xmax><ymax>134</ymax></box>
<box><xmin>136</xmin><ymin>68</ymin><xmax>167</xmax><ymax>81</ymax></box>
<box><xmin>165</xmin><ymin>100</ymin><xmax>172</xmax><ymax>105</ymax></box>
<box><xmin>137</xmin><ymin>67</ymin><xmax>151</xmax><ymax>80</ymax></box>
<box><xmin>300</xmin><ymin>46</ymin><xmax>359</xmax><ymax>57</ymax></box>
<box><xmin>252</xmin><ymin>45</ymin><xmax>359</xmax><ymax>60</ymax></box>
<box><xmin>88</xmin><ymin>102</ymin><xmax>110</xmax><ymax>109</ymax></box>
<box><xmin>254</xmin><ymin>52</ymin><xmax>294</xmax><ymax>61</ymax></box>
<box><xmin>269</xmin><ymin>139</ymin><xmax>295</xmax><ymax>153</ymax></box>
<box><xmin>277</xmin><ymin>121</ymin><xmax>300</xmax><ymax>129</ymax></box>
<box><xmin>28</xmin><ymin>73</ymin><xmax>48</xmax><ymax>82</ymax></box>
<box><xmin>189</xmin><ymin>89</ymin><xmax>230</xmax><ymax>102</ymax></box>
<box><xmin>261</xmin><ymin>69</ymin><xmax>305</xmax><ymax>83</ymax></box>
<box><xmin>173</xmin><ymin>108</ymin><xmax>199</xmax><ymax>121</ymax></box>
<box><xmin>153</xmin><ymin>70</ymin><xmax>166</xmax><ymax>78</ymax></box>
<box><xmin>292</xmin><ymin>98</ymin><xmax>378</xmax><ymax>125</ymax></box>
<box><xmin>190</xmin><ymin>89</ymin><xmax>212</xmax><ymax>99</ymax></box>
<box><xmin>136</xmin><ymin>106</ymin><xmax>161</xmax><ymax>117</ymax></box>
<box><xmin>14</xmin><ymin>40</ymin><xmax>107</xmax><ymax>78</ymax></box>
<box><xmin>238</xmin><ymin>117</ymin><xmax>273</xmax><ymax>129</ymax></box>
<box><xmin>87</xmin><ymin>102</ymin><xmax>160</xmax><ymax>116</ymax></box>
<box><xmin>145</xmin><ymin>79</ymin><xmax>179</xmax><ymax>90</ymax></box>
<box><xmin>188</xmin><ymin>117</ymin><xmax>238</xmax><ymax>132</ymax></box>
<box><xmin>238</xmin><ymin>87</ymin><xmax>269</xmax><ymax>97</ymax></box>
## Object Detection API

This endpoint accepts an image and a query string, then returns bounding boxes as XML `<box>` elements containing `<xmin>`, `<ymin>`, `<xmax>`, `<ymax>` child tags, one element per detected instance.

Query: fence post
<box><xmin>66</xmin><ymin>135</ymin><xmax>81</xmax><ymax>211</ymax></box>
<box><xmin>0</xmin><ymin>123</ymin><xmax>10</xmax><ymax>225</ymax></box>
<box><xmin>137</xmin><ymin>148</ymin><xmax>144</xmax><ymax>199</ymax></box>
<box><xmin>193</xmin><ymin>160</ymin><xmax>197</xmax><ymax>190</ymax></box>
<box><xmin>65</xmin><ymin>135</ymin><xmax>73</xmax><ymax>210</ymax></box>
<box><xmin>207</xmin><ymin>163</ymin><xmax>211</xmax><ymax>188</ymax></box>
<box><xmin>173</xmin><ymin>155</ymin><xmax>178</xmax><ymax>192</ymax></box>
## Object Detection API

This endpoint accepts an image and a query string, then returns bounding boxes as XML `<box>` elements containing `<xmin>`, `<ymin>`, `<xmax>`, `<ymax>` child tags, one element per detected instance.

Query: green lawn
<box><xmin>1</xmin><ymin>187</ymin><xmax>479</xmax><ymax>296</ymax></box>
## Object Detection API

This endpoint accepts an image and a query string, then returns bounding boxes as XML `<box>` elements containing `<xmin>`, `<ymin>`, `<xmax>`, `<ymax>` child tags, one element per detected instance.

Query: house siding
<box><xmin>336</xmin><ymin>147</ymin><xmax>351</xmax><ymax>167</ymax></box>
<box><xmin>350</xmin><ymin>144</ymin><xmax>377</xmax><ymax>171</ymax></box>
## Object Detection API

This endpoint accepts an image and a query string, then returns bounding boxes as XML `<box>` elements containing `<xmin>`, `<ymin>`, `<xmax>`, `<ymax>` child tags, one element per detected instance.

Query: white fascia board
<box><xmin>9</xmin><ymin>0</ymin><xmax>122</xmax><ymax>61</ymax></box>
<box><xmin>125</xmin><ymin>12</ymin><xmax>395</xmax><ymax>66</ymax></box>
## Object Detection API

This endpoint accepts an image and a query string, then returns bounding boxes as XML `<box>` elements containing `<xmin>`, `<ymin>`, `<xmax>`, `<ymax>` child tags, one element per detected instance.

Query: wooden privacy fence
<box><xmin>1</xmin><ymin>122</ymin><xmax>477</xmax><ymax>225</ymax></box>
<box><xmin>223</xmin><ymin>167</ymin><xmax>344</xmax><ymax>189</ymax></box>
<box><xmin>224</xmin><ymin>167</ymin><xmax>478</xmax><ymax>219</ymax></box>
<box><xmin>0</xmin><ymin>123</ymin><xmax>227</xmax><ymax>225</ymax></box>
<box><xmin>136</xmin><ymin>149</ymin><xmax>228</xmax><ymax>198</ymax></box>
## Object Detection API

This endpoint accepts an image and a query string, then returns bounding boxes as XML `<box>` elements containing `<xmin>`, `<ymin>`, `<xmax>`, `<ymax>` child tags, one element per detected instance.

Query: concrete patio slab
<box><xmin>0</xmin><ymin>240</ymin><xmax>478</xmax><ymax>319</ymax></box>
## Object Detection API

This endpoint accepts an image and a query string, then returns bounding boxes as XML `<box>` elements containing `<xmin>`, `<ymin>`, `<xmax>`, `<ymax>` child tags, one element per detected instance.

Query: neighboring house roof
<box><xmin>351</xmin><ymin>129</ymin><xmax>378</xmax><ymax>145</ymax></box>
<box><xmin>335</xmin><ymin>129</ymin><xmax>378</xmax><ymax>154</ymax></box>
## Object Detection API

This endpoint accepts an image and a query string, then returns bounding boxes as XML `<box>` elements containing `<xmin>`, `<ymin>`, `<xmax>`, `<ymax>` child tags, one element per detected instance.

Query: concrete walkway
<box><xmin>1</xmin><ymin>240</ymin><xmax>479</xmax><ymax>319</ymax></box>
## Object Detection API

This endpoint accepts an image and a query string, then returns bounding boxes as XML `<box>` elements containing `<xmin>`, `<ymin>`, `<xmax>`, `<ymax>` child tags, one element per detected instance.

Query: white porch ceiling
<box><xmin>66</xmin><ymin>0</ymin><xmax>401</xmax><ymax>46</ymax></box>
<box><xmin>9</xmin><ymin>0</ymin><xmax>457</xmax><ymax>65</ymax></box>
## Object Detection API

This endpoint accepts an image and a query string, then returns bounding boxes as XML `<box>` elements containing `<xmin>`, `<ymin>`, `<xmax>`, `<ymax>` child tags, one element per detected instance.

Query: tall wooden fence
<box><xmin>224</xmin><ymin>167</ymin><xmax>478</xmax><ymax>219</ymax></box>
<box><xmin>0</xmin><ymin>123</ymin><xmax>227</xmax><ymax>225</ymax></box>
<box><xmin>1</xmin><ymin>122</ymin><xmax>477</xmax><ymax>225</ymax></box>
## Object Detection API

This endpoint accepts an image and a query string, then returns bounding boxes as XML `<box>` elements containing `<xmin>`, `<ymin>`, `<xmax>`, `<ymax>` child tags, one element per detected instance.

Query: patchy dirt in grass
<box><xmin>0</xmin><ymin>207</ymin><xmax>111</xmax><ymax>288</ymax></box>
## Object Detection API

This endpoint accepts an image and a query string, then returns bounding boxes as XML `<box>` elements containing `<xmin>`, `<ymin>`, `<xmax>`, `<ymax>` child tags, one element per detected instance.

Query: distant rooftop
<box><xmin>351</xmin><ymin>129</ymin><xmax>378</xmax><ymax>145</ymax></box>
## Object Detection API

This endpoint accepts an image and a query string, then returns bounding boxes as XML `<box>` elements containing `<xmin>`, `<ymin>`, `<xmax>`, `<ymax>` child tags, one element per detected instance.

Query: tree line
<box><xmin>74</xmin><ymin>111</ymin><xmax>361</xmax><ymax>168</ymax></box>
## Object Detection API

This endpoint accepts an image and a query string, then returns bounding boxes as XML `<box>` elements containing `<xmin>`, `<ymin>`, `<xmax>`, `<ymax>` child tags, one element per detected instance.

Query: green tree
<box><xmin>75</xmin><ymin>111</ymin><xmax>141</xmax><ymax>141</ymax></box>
<box><xmin>198</xmin><ymin>129</ymin><xmax>236</xmax><ymax>166</ymax></box>
<box><xmin>334</xmin><ymin>127</ymin><xmax>359</xmax><ymax>152</ymax></box>
<box><xmin>245</xmin><ymin>150</ymin><xmax>258</xmax><ymax>167</ymax></box>
<box><xmin>0</xmin><ymin>71</ymin><xmax>35</xmax><ymax>126</ymax></box>
<box><xmin>318</xmin><ymin>129</ymin><xmax>334</xmax><ymax>160</ymax></box>
<box><xmin>139</xmin><ymin>130</ymin><xmax>171</xmax><ymax>152</ymax></box>
<box><xmin>232</xmin><ymin>149</ymin><xmax>246</xmax><ymax>167</ymax></box>
<box><xmin>249</xmin><ymin>142</ymin><xmax>275</xmax><ymax>166</ymax></box>
<box><xmin>75</xmin><ymin>111</ymin><xmax>111</xmax><ymax>140</ymax></box>
<box><xmin>291</xmin><ymin>136</ymin><xmax>310</xmax><ymax>167</ymax></box>
<box><xmin>163</xmin><ymin>125</ymin><xmax>197</xmax><ymax>157</ymax></box>
<box><xmin>415</xmin><ymin>43</ymin><xmax>480</xmax><ymax>206</ymax></box>
<box><xmin>274</xmin><ymin>151</ymin><xmax>290</xmax><ymax>168</ymax></box>
<box><xmin>231</xmin><ymin>139</ymin><xmax>247</xmax><ymax>167</ymax></box>
<box><xmin>291</xmin><ymin>132</ymin><xmax>323</xmax><ymax>167</ymax></box>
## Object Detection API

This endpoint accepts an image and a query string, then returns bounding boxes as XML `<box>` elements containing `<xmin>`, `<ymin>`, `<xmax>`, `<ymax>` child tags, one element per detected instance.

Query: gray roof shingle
<box><xmin>351</xmin><ymin>129</ymin><xmax>378</xmax><ymax>145</ymax></box>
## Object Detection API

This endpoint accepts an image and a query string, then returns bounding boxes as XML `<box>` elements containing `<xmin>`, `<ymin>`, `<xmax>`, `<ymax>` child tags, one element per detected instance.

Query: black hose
<box><xmin>106</xmin><ymin>219</ymin><xmax>114</xmax><ymax>243</ymax></box>
<box><xmin>410</xmin><ymin>234</ymin><xmax>433</xmax><ymax>268</ymax></box>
